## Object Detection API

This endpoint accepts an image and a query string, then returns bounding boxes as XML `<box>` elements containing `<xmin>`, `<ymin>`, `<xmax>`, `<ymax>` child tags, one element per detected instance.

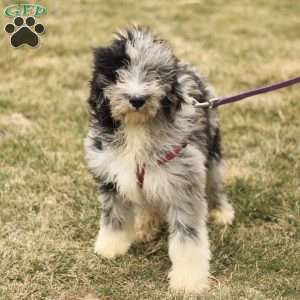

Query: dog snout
<box><xmin>129</xmin><ymin>96</ymin><xmax>146</xmax><ymax>109</ymax></box>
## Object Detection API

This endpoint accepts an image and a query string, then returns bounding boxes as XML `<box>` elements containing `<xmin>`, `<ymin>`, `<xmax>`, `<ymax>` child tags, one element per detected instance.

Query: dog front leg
<box><xmin>167</xmin><ymin>199</ymin><xmax>210</xmax><ymax>295</ymax></box>
<box><xmin>94</xmin><ymin>183</ymin><xmax>135</xmax><ymax>259</ymax></box>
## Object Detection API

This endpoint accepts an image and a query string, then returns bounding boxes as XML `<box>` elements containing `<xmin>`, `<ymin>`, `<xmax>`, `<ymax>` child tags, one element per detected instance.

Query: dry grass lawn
<box><xmin>0</xmin><ymin>0</ymin><xmax>299</xmax><ymax>299</ymax></box>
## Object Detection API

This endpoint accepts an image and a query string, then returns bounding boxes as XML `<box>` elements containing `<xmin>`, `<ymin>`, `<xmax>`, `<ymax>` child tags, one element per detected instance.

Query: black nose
<box><xmin>129</xmin><ymin>96</ymin><xmax>146</xmax><ymax>109</ymax></box>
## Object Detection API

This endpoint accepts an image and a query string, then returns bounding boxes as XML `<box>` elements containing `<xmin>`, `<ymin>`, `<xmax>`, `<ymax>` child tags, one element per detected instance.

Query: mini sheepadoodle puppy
<box><xmin>85</xmin><ymin>26</ymin><xmax>234</xmax><ymax>295</ymax></box>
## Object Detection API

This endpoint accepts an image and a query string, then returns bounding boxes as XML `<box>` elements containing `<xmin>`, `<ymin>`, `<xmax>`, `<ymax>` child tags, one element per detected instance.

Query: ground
<box><xmin>0</xmin><ymin>1</ymin><xmax>299</xmax><ymax>299</ymax></box>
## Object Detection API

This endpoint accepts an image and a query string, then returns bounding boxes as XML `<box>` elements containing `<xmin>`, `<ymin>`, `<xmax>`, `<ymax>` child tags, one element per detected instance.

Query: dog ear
<box><xmin>87</xmin><ymin>40</ymin><xmax>129</xmax><ymax>132</ymax></box>
<box><xmin>87</xmin><ymin>40</ymin><xmax>128</xmax><ymax>133</ymax></box>
<box><xmin>162</xmin><ymin>80</ymin><xmax>183</xmax><ymax>121</ymax></box>
<box><xmin>88</xmin><ymin>83</ymin><xmax>120</xmax><ymax>133</ymax></box>
<box><xmin>93</xmin><ymin>40</ymin><xmax>129</xmax><ymax>83</ymax></box>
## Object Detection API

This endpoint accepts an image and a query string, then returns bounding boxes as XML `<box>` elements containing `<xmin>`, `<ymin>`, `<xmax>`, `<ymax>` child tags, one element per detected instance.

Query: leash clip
<box><xmin>193</xmin><ymin>97</ymin><xmax>219</xmax><ymax>109</ymax></box>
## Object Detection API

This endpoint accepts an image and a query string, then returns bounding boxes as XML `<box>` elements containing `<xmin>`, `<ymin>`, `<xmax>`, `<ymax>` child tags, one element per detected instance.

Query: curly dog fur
<box><xmin>85</xmin><ymin>26</ymin><xmax>234</xmax><ymax>295</ymax></box>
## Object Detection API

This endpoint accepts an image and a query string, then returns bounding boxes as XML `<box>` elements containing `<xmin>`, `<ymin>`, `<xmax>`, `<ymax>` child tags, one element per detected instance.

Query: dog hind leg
<box><xmin>135</xmin><ymin>205</ymin><xmax>161</xmax><ymax>242</ymax></box>
<box><xmin>207</xmin><ymin>157</ymin><xmax>234</xmax><ymax>225</ymax></box>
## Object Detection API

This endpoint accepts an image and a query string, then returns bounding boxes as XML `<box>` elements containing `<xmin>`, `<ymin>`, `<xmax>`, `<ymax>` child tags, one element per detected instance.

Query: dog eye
<box><xmin>144</xmin><ymin>69</ymin><xmax>159</xmax><ymax>80</ymax></box>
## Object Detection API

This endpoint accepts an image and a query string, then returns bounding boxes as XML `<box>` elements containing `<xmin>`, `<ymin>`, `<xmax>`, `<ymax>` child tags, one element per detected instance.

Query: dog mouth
<box><xmin>130</xmin><ymin>106</ymin><xmax>145</xmax><ymax>112</ymax></box>
<box><xmin>122</xmin><ymin>102</ymin><xmax>159</xmax><ymax>124</ymax></box>
<box><xmin>110</xmin><ymin>95</ymin><xmax>160</xmax><ymax>124</ymax></box>
<box><xmin>124</xmin><ymin>110</ymin><xmax>149</xmax><ymax>124</ymax></box>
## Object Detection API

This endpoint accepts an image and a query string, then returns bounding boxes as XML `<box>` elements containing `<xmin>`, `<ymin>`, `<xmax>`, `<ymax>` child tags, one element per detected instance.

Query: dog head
<box><xmin>89</xmin><ymin>27</ymin><xmax>180</xmax><ymax>128</ymax></box>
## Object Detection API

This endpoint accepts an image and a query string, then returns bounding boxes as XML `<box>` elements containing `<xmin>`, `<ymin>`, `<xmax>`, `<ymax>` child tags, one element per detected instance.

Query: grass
<box><xmin>0</xmin><ymin>0</ymin><xmax>299</xmax><ymax>299</ymax></box>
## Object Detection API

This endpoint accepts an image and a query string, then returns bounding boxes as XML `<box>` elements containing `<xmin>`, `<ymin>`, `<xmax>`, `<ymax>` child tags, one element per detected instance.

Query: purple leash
<box><xmin>195</xmin><ymin>76</ymin><xmax>300</xmax><ymax>109</ymax></box>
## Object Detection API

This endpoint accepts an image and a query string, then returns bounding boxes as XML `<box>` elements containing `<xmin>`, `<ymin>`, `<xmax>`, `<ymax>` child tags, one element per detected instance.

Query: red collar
<box><xmin>136</xmin><ymin>143</ymin><xmax>187</xmax><ymax>188</ymax></box>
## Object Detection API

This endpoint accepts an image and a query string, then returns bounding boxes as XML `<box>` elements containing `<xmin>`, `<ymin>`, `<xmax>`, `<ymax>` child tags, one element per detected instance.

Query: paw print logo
<box><xmin>4</xmin><ymin>16</ymin><xmax>45</xmax><ymax>48</ymax></box>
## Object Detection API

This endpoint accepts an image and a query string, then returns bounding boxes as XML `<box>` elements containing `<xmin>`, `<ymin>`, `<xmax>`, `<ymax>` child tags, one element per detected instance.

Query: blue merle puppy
<box><xmin>85</xmin><ymin>26</ymin><xmax>234</xmax><ymax>295</ymax></box>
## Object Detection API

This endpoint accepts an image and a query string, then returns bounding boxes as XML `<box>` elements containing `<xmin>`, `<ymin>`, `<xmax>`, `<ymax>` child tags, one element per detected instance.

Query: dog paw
<box><xmin>168</xmin><ymin>267</ymin><xmax>210</xmax><ymax>295</ymax></box>
<box><xmin>209</xmin><ymin>202</ymin><xmax>235</xmax><ymax>225</ymax></box>
<box><xmin>136</xmin><ymin>228</ymin><xmax>157</xmax><ymax>242</ymax></box>
<box><xmin>4</xmin><ymin>16</ymin><xmax>45</xmax><ymax>48</ymax></box>
<box><xmin>94</xmin><ymin>227</ymin><xmax>134</xmax><ymax>259</ymax></box>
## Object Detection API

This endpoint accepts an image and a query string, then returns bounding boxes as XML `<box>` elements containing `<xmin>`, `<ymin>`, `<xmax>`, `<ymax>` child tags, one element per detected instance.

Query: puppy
<box><xmin>85</xmin><ymin>26</ymin><xmax>234</xmax><ymax>295</ymax></box>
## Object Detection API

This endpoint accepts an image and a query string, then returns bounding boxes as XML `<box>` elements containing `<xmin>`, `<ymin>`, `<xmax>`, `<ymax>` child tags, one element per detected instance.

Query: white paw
<box><xmin>94</xmin><ymin>226</ymin><xmax>135</xmax><ymax>259</ymax></box>
<box><xmin>168</xmin><ymin>266</ymin><xmax>210</xmax><ymax>295</ymax></box>
<box><xmin>209</xmin><ymin>202</ymin><xmax>235</xmax><ymax>225</ymax></box>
